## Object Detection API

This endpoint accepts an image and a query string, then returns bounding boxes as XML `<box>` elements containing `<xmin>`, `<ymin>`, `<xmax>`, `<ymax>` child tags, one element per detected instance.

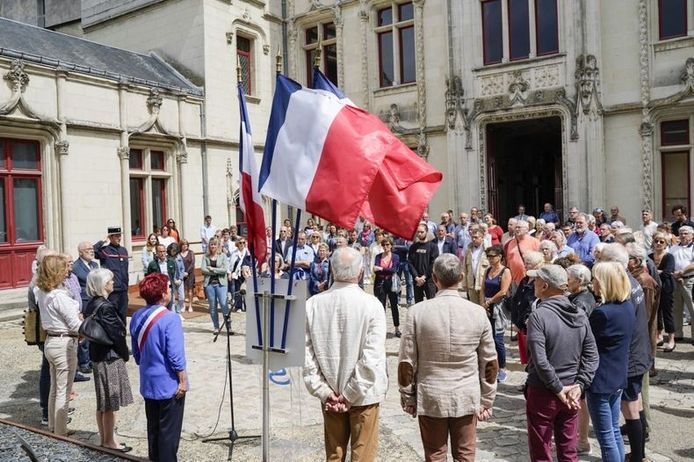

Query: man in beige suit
<box><xmin>464</xmin><ymin>229</ymin><xmax>489</xmax><ymax>304</ymax></box>
<box><xmin>398</xmin><ymin>253</ymin><xmax>498</xmax><ymax>462</ymax></box>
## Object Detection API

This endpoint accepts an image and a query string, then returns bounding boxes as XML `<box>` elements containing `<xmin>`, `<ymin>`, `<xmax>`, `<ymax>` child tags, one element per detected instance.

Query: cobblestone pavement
<box><xmin>0</xmin><ymin>297</ymin><xmax>691</xmax><ymax>461</ymax></box>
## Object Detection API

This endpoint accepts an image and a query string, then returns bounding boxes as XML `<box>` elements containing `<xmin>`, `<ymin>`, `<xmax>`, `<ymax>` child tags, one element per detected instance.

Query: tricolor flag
<box><xmin>312</xmin><ymin>69</ymin><xmax>443</xmax><ymax>239</ymax></box>
<box><xmin>259</xmin><ymin>75</ymin><xmax>389</xmax><ymax>229</ymax></box>
<box><xmin>238</xmin><ymin>84</ymin><xmax>267</xmax><ymax>264</ymax></box>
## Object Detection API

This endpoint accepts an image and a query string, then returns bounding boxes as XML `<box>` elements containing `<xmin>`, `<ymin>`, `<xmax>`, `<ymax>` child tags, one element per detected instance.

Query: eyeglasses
<box><xmin>383</xmin><ymin>243</ymin><xmax>392</xmax><ymax>247</ymax></box>
<box><xmin>486</xmin><ymin>254</ymin><xmax>500</xmax><ymax>258</ymax></box>
<box><xmin>654</xmin><ymin>240</ymin><xmax>666</xmax><ymax>244</ymax></box>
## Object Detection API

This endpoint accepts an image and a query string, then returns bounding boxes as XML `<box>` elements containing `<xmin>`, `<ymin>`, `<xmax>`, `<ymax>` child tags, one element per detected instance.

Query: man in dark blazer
<box><xmin>434</xmin><ymin>225</ymin><xmax>457</xmax><ymax>255</ymax></box>
<box><xmin>274</xmin><ymin>225</ymin><xmax>291</xmax><ymax>260</ymax></box>
<box><xmin>73</xmin><ymin>241</ymin><xmax>99</xmax><ymax>374</ymax></box>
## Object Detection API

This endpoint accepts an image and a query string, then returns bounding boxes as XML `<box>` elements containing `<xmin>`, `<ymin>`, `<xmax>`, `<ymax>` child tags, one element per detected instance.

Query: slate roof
<box><xmin>0</xmin><ymin>17</ymin><xmax>203</xmax><ymax>96</ymax></box>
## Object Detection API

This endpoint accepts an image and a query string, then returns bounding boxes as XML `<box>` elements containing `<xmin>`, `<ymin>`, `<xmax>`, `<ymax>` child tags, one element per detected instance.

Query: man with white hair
<box><xmin>567</xmin><ymin>213</ymin><xmax>600</xmax><ymax>267</ymax></box>
<box><xmin>399</xmin><ymin>254</ymin><xmax>497</xmax><ymax>461</ymax></box>
<box><xmin>669</xmin><ymin>225</ymin><xmax>694</xmax><ymax>342</ymax></box>
<box><xmin>304</xmin><ymin>247</ymin><xmax>388</xmax><ymax>461</ymax></box>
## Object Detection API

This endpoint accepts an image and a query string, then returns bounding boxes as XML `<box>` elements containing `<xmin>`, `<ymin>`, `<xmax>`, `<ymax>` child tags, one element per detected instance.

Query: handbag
<box><xmin>79</xmin><ymin>301</ymin><xmax>113</xmax><ymax>346</ymax></box>
<box><xmin>390</xmin><ymin>272</ymin><xmax>401</xmax><ymax>293</ymax></box>
<box><xmin>23</xmin><ymin>308</ymin><xmax>47</xmax><ymax>345</ymax></box>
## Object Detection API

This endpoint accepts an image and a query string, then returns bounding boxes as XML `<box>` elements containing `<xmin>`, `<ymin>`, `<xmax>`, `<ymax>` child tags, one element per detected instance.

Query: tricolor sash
<box><xmin>133</xmin><ymin>306</ymin><xmax>168</xmax><ymax>352</ymax></box>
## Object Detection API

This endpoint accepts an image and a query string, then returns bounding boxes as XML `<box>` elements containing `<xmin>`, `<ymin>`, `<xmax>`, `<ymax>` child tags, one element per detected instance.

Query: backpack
<box><xmin>509</xmin><ymin>277</ymin><xmax>537</xmax><ymax>331</ymax></box>
<box><xmin>23</xmin><ymin>308</ymin><xmax>46</xmax><ymax>345</ymax></box>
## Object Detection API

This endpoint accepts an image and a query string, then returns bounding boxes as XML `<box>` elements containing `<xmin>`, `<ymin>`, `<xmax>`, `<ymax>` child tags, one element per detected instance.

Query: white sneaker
<box><xmin>577</xmin><ymin>442</ymin><xmax>592</xmax><ymax>455</ymax></box>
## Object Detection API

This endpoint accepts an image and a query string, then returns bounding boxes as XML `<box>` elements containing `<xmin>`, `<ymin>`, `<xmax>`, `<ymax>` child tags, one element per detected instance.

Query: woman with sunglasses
<box><xmin>649</xmin><ymin>232</ymin><xmax>676</xmax><ymax>351</ymax></box>
<box><xmin>480</xmin><ymin>245</ymin><xmax>512</xmax><ymax>382</ymax></box>
<box><xmin>166</xmin><ymin>218</ymin><xmax>180</xmax><ymax>242</ymax></box>
<box><xmin>159</xmin><ymin>225</ymin><xmax>175</xmax><ymax>249</ymax></box>
<box><xmin>373</xmin><ymin>236</ymin><xmax>401</xmax><ymax>337</ymax></box>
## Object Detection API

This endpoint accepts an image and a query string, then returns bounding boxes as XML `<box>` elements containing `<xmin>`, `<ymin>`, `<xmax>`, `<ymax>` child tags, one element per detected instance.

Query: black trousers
<box><xmin>375</xmin><ymin>278</ymin><xmax>400</xmax><ymax>327</ymax></box>
<box><xmin>414</xmin><ymin>280</ymin><xmax>437</xmax><ymax>303</ymax></box>
<box><xmin>108</xmin><ymin>290</ymin><xmax>129</xmax><ymax>321</ymax></box>
<box><xmin>145</xmin><ymin>396</ymin><xmax>185</xmax><ymax>462</ymax></box>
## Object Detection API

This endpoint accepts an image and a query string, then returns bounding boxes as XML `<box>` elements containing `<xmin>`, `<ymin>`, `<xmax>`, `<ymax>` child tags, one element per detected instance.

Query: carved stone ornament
<box><xmin>387</xmin><ymin>104</ymin><xmax>404</xmax><ymax>133</ymax></box>
<box><xmin>226</xmin><ymin>32</ymin><xmax>234</xmax><ymax>44</ymax></box>
<box><xmin>3</xmin><ymin>60</ymin><xmax>30</xmax><ymax>93</ymax></box>
<box><xmin>176</xmin><ymin>150</ymin><xmax>189</xmax><ymax>164</ymax></box>
<box><xmin>508</xmin><ymin>71</ymin><xmax>529</xmax><ymax>106</ymax></box>
<box><xmin>575</xmin><ymin>54</ymin><xmax>602</xmax><ymax>116</ymax></box>
<box><xmin>55</xmin><ymin>139</ymin><xmax>69</xmax><ymax>156</ymax></box>
<box><xmin>310</xmin><ymin>0</ymin><xmax>324</xmax><ymax>10</ymax></box>
<box><xmin>117</xmin><ymin>146</ymin><xmax>130</xmax><ymax>160</ymax></box>
<box><xmin>416</xmin><ymin>129</ymin><xmax>429</xmax><ymax>159</ymax></box>
<box><xmin>639</xmin><ymin>0</ymin><xmax>653</xmax><ymax>212</ymax></box>
<box><xmin>147</xmin><ymin>88</ymin><xmax>163</xmax><ymax>114</ymax></box>
<box><xmin>640</xmin><ymin>121</ymin><xmax>653</xmax><ymax>137</ymax></box>
<box><xmin>681</xmin><ymin>57</ymin><xmax>694</xmax><ymax>93</ymax></box>
<box><xmin>445</xmin><ymin>75</ymin><xmax>464</xmax><ymax>130</ymax></box>
<box><xmin>263</xmin><ymin>44</ymin><xmax>270</xmax><ymax>55</ymax></box>
<box><xmin>1</xmin><ymin>59</ymin><xmax>61</xmax><ymax>129</ymax></box>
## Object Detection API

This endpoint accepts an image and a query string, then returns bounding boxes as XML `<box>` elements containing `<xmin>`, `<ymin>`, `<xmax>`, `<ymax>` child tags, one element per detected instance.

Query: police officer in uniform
<box><xmin>94</xmin><ymin>226</ymin><xmax>129</xmax><ymax>321</ymax></box>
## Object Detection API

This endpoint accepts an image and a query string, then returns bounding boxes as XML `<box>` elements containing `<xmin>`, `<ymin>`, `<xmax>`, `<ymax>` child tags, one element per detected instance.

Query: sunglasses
<box><xmin>654</xmin><ymin>240</ymin><xmax>666</xmax><ymax>244</ymax></box>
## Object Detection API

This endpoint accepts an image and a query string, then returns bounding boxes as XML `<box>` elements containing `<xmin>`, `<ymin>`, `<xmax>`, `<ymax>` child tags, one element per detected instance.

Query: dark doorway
<box><xmin>486</xmin><ymin>117</ymin><xmax>562</xmax><ymax>225</ymax></box>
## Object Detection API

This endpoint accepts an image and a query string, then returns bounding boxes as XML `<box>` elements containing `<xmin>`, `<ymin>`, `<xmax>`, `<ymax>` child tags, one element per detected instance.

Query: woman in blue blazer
<box><xmin>372</xmin><ymin>236</ymin><xmax>401</xmax><ymax>337</ymax></box>
<box><xmin>587</xmin><ymin>261</ymin><xmax>636</xmax><ymax>462</ymax></box>
<box><xmin>309</xmin><ymin>243</ymin><xmax>330</xmax><ymax>296</ymax></box>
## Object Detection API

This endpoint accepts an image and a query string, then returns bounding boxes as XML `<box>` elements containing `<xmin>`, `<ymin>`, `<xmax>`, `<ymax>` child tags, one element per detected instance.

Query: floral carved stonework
<box><xmin>575</xmin><ymin>54</ymin><xmax>602</xmax><ymax>116</ymax></box>
<box><xmin>3</xmin><ymin>60</ymin><xmax>29</xmax><ymax>93</ymax></box>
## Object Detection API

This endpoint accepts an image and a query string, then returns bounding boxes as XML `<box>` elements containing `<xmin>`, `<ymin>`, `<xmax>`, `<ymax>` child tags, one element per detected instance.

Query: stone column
<box><xmin>359</xmin><ymin>0</ymin><xmax>370</xmax><ymax>110</ymax></box>
<box><xmin>638</xmin><ymin>0</ymin><xmax>654</xmax><ymax>212</ymax></box>
<box><xmin>117</xmin><ymin>146</ymin><xmax>131</xmax><ymax>249</ymax></box>
<box><xmin>414</xmin><ymin>0</ymin><xmax>427</xmax><ymax>128</ymax></box>
<box><xmin>55</xmin><ymin>69</ymin><xmax>69</xmax><ymax>251</ymax></box>
<box><xmin>334</xmin><ymin>5</ymin><xmax>345</xmax><ymax>88</ymax></box>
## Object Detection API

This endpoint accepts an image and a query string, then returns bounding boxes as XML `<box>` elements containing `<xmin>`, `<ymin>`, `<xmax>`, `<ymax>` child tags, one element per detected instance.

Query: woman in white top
<box><xmin>35</xmin><ymin>254</ymin><xmax>82</xmax><ymax>436</ymax></box>
<box><xmin>141</xmin><ymin>233</ymin><xmax>159</xmax><ymax>269</ymax></box>
<box><xmin>158</xmin><ymin>225</ymin><xmax>176</xmax><ymax>249</ymax></box>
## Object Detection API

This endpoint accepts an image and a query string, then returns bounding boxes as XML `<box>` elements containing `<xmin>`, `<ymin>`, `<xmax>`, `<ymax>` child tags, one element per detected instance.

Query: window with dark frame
<box><xmin>237</xmin><ymin>35</ymin><xmax>253</xmax><ymax>95</ymax></box>
<box><xmin>482</xmin><ymin>0</ymin><xmax>559</xmax><ymax>65</ymax></box>
<box><xmin>129</xmin><ymin>177</ymin><xmax>145</xmax><ymax>239</ymax></box>
<box><xmin>660</xmin><ymin>119</ymin><xmax>691</xmax><ymax>221</ymax></box>
<box><xmin>0</xmin><ymin>139</ymin><xmax>43</xmax><ymax>245</ymax></box>
<box><xmin>304</xmin><ymin>22</ymin><xmax>338</xmax><ymax>87</ymax></box>
<box><xmin>482</xmin><ymin>0</ymin><xmax>503</xmax><ymax>65</ymax></box>
<box><xmin>509</xmin><ymin>0</ymin><xmax>530</xmax><ymax>60</ymax></box>
<box><xmin>535</xmin><ymin>0</ymin><xmax>559</xmax><ymax>55</ymax></box>
<box><xmin>659</xmin><ymin>0</ymin><xmax>687</xmax><ymax>40</ymax></box>
<box><xmin>129</xmin><ymin>148</ymin><xmax>170</xmax><ymax>240</ymax></box>
<box><xmin>661</xmin><ymin>119</ymin><xmax>690</xmax><ymax>145</ymax></box>
<box><xmin>377</xmin><ymin>2</ymin><xmax>416</xmax><ymax>88</ymax></box>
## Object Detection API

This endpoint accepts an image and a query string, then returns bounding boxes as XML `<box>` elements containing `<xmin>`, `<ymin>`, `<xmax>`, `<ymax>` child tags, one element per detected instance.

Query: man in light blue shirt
<box><xmin>566</xmin><ymin>213</ymin><xmax>599</xmax><ymax>267</ymax></box>
<box><xmin>287</xmin><ymin>231</ymin><xmax>316</xmax><ymax>279</ymax></box>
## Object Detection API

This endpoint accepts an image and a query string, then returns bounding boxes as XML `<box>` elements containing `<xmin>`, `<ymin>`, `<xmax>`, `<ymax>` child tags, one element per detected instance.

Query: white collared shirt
<box><xmin>669</xmin><ymin>242</ymin><xmax>694</xmax><ymax>272</ymax></box>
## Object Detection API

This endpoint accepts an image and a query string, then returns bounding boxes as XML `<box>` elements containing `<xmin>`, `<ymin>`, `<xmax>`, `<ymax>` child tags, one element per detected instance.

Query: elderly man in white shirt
<box><xmin>303</xmin><ymin>246</ymin><xmax>388</xmax><ymax>461</ymax></box>
<box><xmin>669</xmin><ymin>225</ymin><xmax>694</xmax><ymax>341</ymax></box>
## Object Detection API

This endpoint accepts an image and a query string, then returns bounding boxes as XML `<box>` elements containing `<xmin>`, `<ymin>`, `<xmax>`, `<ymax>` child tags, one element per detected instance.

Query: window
<box><xmin>482</xmin><ymin>0</ymin><xmax>503</xmax><ymax>64</ymax></box>
<box><xmin>304</xmin><ymin>22</ymin><xmax>338</xmax><ymax>87</ymax></box>
<box><xmin>660</xmin><ymin>119</ymin><xmax>692</xmax><ymax>220</ymax></box>
<box><xmin>129</xmin><ymin>148</ymin><xmax>170</xmax><ymax>240</ymax></box>
<box><xmin>482</xmin><ymin>0</ymin><xmax>559</xmax><ymax>65</ymax></box>
<box><xmin>535</xmin><ymin>0</ymin><xmax>558</xmax><ymax>55</ymax></box>
<box><xmin>237</xmin><ymin>35</ymin><xmax>253</xmax><ymax>95</ymax></box>
<box><xmin>376</xmin><ymin>2</ymin><xmax>416</xmax><ymax>87</ymax></box>
<box><xmin>0</xmin><ymin>139</ymin><xmax>42</xmax><ymax>245</ymax></box>
<box><xmin>659</xmin><ymin>0</ymin><xmax>687</xmax><ymax>40</ymax></box>
<box><xmin>509</xmin><ymin>0</ymin><xmax>530</xmax><ymax>60</ymax></box>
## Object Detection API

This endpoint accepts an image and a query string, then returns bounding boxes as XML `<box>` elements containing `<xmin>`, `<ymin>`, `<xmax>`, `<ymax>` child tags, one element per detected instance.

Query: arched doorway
<box><xmin>486</xmin><ymin>116</ymin><xmax>563</xmax><ymax>224</ymax></box>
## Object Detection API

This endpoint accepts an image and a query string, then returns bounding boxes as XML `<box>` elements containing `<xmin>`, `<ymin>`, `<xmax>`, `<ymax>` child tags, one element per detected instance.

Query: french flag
<box><xmin>238</xmin><ymin>84</ymin><xmax>267</xmax><ymax>264</ymax></box>
<box><xmin>312</xmin><ymin>69</ymin><xmax>443</xmax><ymax>239</ymax></box>
<box><xmin>259</xmin><ymin>75</ymin><xmax>389</xmax><ymax>229</ymax></box>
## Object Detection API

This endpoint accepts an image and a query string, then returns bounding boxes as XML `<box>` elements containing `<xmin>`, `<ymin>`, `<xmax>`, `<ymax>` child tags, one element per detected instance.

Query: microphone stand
<box><xmin>202</xmin><ymin>300</ymin><xmax>259</xmax><ymax>460</ymax></box>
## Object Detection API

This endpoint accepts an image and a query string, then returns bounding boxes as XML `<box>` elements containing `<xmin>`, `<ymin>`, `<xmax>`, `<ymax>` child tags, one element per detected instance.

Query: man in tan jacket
<box><xmin>464</xmin><ymin>229</ymin><xmax>489</xmax><ymax>304</ymax></box>
<box><xmin>398</xmin><ymin>253</ymin><xmax>498</xmax><ymax>462</ymax></box>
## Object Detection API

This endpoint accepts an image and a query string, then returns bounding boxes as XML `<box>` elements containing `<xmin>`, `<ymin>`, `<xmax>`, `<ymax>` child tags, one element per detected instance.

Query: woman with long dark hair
<box><xmin>373</xmin><ymin>236</ymin><xmax>401</xmax><ymax>337</ymax></box>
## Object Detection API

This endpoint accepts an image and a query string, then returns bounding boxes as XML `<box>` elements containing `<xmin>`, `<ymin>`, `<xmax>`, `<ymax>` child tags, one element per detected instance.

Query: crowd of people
<box><xmin>25</xmin><ymin>201</ymin><xmax>694</xmax><ymax>461</ymax></box>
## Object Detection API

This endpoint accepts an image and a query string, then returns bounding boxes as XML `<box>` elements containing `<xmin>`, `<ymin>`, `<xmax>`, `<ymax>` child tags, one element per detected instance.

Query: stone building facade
<box><xmin>1</xmin><ymin>0</ymin><xmax>693</xmax><ymax>289</ymax></box>
<box><xmin>284</xmin><ymin>0</ymin><xmax>694</xmax><ymax>226</ymax></box>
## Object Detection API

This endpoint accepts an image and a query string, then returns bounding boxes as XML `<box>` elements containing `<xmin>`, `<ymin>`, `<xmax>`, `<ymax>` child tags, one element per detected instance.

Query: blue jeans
<box><xmin>77</xmin><ymin>339</ymin><xmax>91</xmax><ymax>369</ymax></box>
<box><xmin>586</xmin><ymin>389</ymin><xmax>625</xmax><ymax>462</ymax></box>
<box><xmin>494</xmin><ymin>332</ymin><xmax>506</xmax><ymax>369</ymax></box>
<box><xmin>205</xmin><ymin>283</ymin><xmax>229</xmax><ymax>330</ymax></box>
<box><xmin>398</xmin><ymin>262</ymin><xmax>414</xmax><ymax>304</ymax></box>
